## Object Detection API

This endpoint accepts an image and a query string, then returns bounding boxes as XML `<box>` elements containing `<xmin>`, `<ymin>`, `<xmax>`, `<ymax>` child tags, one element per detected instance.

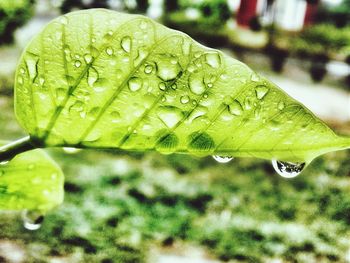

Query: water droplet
<box><xmin>187</xmin><ymin>106</ymin><xmax>208</xmax><ymax>123</ymax></box>
<box><xmin>206</xmin><ymin>52</ymin><xmax>221</xmax><ymax>68</ymax></box>
<box><xmin>39</xmin><ymin>77</ymin><xmax>45</xmax><ymax>86</ymax></box>
<box><xmin>244</xmin><ymin>98</ymin><xmax>252</xmax><ymax>110</ymax></box>
<box><xmin>228</xmin><ymin>100</ymin><xmax>243</xmax><ymax>116</ymax></box>
<box><xmin>87</xmin><ymin>67</ymin><xmax>99</xmax><ymax>87</ymax></box>
<box><xmin>63</xmin><ymin>147</ymin><xmax>81</xmax><ymax>154</ymax></box>
<box><xmin>20</xmin><ymin>68</ymin><xmax>25</xmax><ymax>74</ymax></box>
<box><xmin>156</xmin><ymin>55</ymin><xmax>181</xmax><ymax>81</ymax></box>
<box><xmin>106</xmin><ymin>47</ymin><xmax>113</xmax><ymax>56</ymax></box>
<box><xmin>25</xmin><ymin>53</ymin><xmax>39</xmax><ymax>82</ymax></box>
<box><xmin>128</xmin><ymin>77</ymin><xmax>142</xmax><ymax>92</ymax></box>
<box><xmin>157</xmin><ymin>106</ymin><xmax>183</xmax><ymax>128</ymax></box>
<box><xmin>121</xmin><ymin>36</ymin><xmax>131</xmax><ymax>53</ymax></box>
<box><xmin>74</xmin><ymin>60</ymin><xmax>81</xmax><ymax>68</ymax></box>
<box><xmin>110</xmin><ymin>110</ymin><xmax>121</xmax><ymax>123</ymax></box>
<box><xmin>144</xmin><ymin>64</ymin><xmax>153</xmax><ymax>74</ymax></box>
<box><xmin>159</xmin><ymin>82</ymin><xmax>166</xmax><ymax>91</ymax></box>
<box><xmin>171</xmin><ymin>84</ymin><xmax>177</xmax><ymax>90</ymax></box>
<box><xmin>134</xmin><ymin>48</ymin><xmax>149</xmax><ymax>66</ymax></box>
<box><xmin>59</xmin><ymin>16</ymin><xmax>68</xmax><ymax>25</ymax></box>
<box><xmin>17</xmin><ymin>76</ymin><xmax>24</xmax><ymax>85</ymax></box>
<box><xmin>22</xmin><ymin>210</ymin><xmax>44</xmax><ymax>231</ymax></box>
<box><xmin>251</xmin><ymin>73</ymin><xmax>260</xmax><ymax>82</ymax></box>
<box><xmin>255</xmin><ymin>85</ymin><xmax>269</xmax><ymax>100</ymax></box>
<box><xmin>69</xmin><ymin>100</ymin><xmax>85</xmax><ymax>112</ymax></box>
<box><xmin>84</xmin><ymin>54</ymin><xmax>93</xmax><ymax>64</ymax></box>
<box><xmin>189</xmin><ymin>74</ymin><xmax>205</xmax><ymax>95</ymax></box>
<box><xmin>64</xmin><ymin>46</ymin><xmax>72</xmax><ymax>61</ymax></box>
<box><xmin>180</xmin><ymin>95</ymin><xmax>190</xmax><ymax>104</ymax></box>
<box><xmin>272</xmin><ymin>160</ymin><xmax>306</xmax><ymax>178</ymax></box>
<box><xmin>278</xmin><ymin>101</ymin><xmax>285</xmax><ymax>110</ymax></box>
<box><xmin>212</xmin><ymin>156</ymin><xmax>233</xmax><ymax>163</ymax></box>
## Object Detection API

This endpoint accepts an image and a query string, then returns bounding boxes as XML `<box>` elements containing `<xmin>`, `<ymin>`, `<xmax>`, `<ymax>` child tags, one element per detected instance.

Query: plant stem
<box><xmin>0</xmin><ymin>136</ymin><xmax>36</xmax><ymax>162</ymax></box>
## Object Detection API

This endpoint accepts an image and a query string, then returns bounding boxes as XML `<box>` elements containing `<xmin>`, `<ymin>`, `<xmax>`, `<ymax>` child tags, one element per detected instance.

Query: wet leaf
<box><xmin>15</xmin><ymin>9</ymin><xmax>350</xmax><ymax>163</ymax></box>
<box><xmin>0</xmin><ymin>142</ymin><xmax>64</xmax><ymax>212</ymax></box>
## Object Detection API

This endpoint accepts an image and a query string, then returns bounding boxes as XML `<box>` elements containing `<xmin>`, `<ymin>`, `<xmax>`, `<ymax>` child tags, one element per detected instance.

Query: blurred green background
<box><xmin>0</xmin><ymin>0</ymin><xmax>349</xmax><ymax>262</ymax></box>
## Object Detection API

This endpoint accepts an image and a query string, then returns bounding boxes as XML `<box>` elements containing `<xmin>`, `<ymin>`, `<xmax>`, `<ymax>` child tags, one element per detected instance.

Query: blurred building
<box><xmin>237</xmin><ymin>0</ymin><xmax>319</xmax><ymax>31</ymax></box>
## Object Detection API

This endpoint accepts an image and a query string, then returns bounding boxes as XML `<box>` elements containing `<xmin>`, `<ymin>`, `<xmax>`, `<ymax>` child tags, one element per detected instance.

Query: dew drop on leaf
<box><xmin>22</xmin><ymin>210</ymin><xmax>44</xmax><ymax>231</ymax></box>
<box><xmin>87</xmin><ymin>67</ymin><xmax>99</xmax><ymax>87</ymax></box>
<box><xmin>272</xmin><ymin>160</ymin><xmax>306</xmax><ymax>178</ymax></box>
<box><xmin>121</xmin><ymin>36</ymin><xmax>131</xmax><ymax>53</ymax></box>
<box><xmin>205</xmin><ymin>52</ymin><xmax>221</xmax><ymax>68</ymax></box>
<box><xmin>251</xmin><ymin>73</ymin><xmax>260</xmax><ymax>82</ymax></box>
<box><xmin>158</xmin><ymin>82</ymin><xmax>166</xmax><ymax>91</ymax></box>
<box><xmin>180</xmin><ymin>95</ymin><xmax>190</xmax><ymax>104</ymax></box>
<box><xmin>69</xmin><ymin>100</ymin><xmax>85</xmax><ymax>112</ymax></box>
<box><xmin>255</xmin><ymin>85</ymin><xmax>269</xmax><ymax>100</ymax></box>
<box><xmin>84</xmin><ymin>54</ymin><xmax>93</xmax><ymax>64</ymax></box>
<box><xmin>106</xmin><ymin>47</ymin><xmax>113</xmax><ymax>56</ymax></box>
<box><xmin>55</xmin><ymin>88</ymin><xmax>66</xmax><ymax>104</ymax></box>
<box><xmin>74</xmin><ymin>60</ymin><xmax>81</xmax><ymax>68</ymax></box>
<box><xmin>39</xmin><ymin>77</ymin><xmax>45</xmax><ymax>86</ymax></box>
<box><xmin>110</xmin><ymin>110</ymin><xmax>121</xmax><ymax>123</ymax></box>
<box><xmin>278</xmin><ymin>101</ymin><xmax>285</xmax><ymax>110</ymax></box>
<box><xmin>25</xmin><ymin>53</ymin><xmax>39</xmax><ymax>82</ymax></box>
<box><xmin>144</xmin><ymin>64</ymin><xmax>153</xmax><ymax>74</ymax></box>
<box><xmin>189</xmin><ymin>74</ymin><xmax>205</xmax><ymax>95</ymax></box>
<box><xmin>228</xmin><ymin>100</ymin><xmax>243</xmax><ymax>116</ymax></box>
<box><xmin>128</xmin><ymin>77</ymin><xmax>142</xmax><ymax>92</ymax></box>
<box><xmin>156</xmin><ymin>56</ymin><xmax>181</xmax><ymax>81</ymax></box>
<box><xmin>17</xmin><ymin>76</ymin><xmax>24</xmax><ymax>85</ymax></box>
<box><xmin>157</xmin><ymin>106</ymin><xmax>183</xmax><ymax>128</ymax></box>
<box><xmin>212</xmin><ymin>155</ymin><xmax>233</xmax><ymax>163</ymax></box>
<box><xmin>187</xmin><ymin>106</ymin><xmax>208</xmax><ymax>123</ymax></box>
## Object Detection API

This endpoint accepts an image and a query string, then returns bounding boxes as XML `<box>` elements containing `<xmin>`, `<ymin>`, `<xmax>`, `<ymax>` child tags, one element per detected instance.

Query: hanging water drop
<box><xmin>22</xmin><ymin>210</ymin><xmax>44</xmax><ymax>231</ymax></box>
<box><xmin>272</xmin><ymin>160</ymin><xmax>306</xmax><ymax>178</ymax></box>
<box><xmin>121</xmin><ymin>36</ymin><xmax>131</xmax><ymax>53</ymax></box>
<box><xmin>212</xmin><ymin>156</ymin><xmax>233</xmax><ymax>163</ymax></box>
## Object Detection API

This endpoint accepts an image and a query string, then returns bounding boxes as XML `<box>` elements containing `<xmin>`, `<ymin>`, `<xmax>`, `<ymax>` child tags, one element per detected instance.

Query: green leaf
<box><xmin>0</xmin><ymin>142</ymin><xmax>64</xmax><ymax>212</ymax></box>
<box><xmin>14</xmin><ymin>9</ymin><xmax>350</xmax><ymax>163</ymax></box>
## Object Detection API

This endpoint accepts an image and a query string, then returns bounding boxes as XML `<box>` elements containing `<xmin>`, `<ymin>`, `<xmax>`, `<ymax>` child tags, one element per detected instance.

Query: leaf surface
<box><xmin>15</xmin><ymin>9</ymin><xmax>350</xmax><ymax>163</ymax></box>
<box><xmin>0</xmin><ymin>142</ymin><xmax>64</xmax><ymax>212</ymax></box>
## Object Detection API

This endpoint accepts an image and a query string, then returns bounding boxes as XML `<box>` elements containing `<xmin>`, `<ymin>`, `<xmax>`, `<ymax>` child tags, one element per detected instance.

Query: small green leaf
<box><xmin>15</xmin><ymin>9</ymin><xmax>350</xmax><ymax>163</ymax></box>
<box><xmin>0</xmin><ymin>142</ymin><xmax>64</xmax><ymax>213</ymax></box>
